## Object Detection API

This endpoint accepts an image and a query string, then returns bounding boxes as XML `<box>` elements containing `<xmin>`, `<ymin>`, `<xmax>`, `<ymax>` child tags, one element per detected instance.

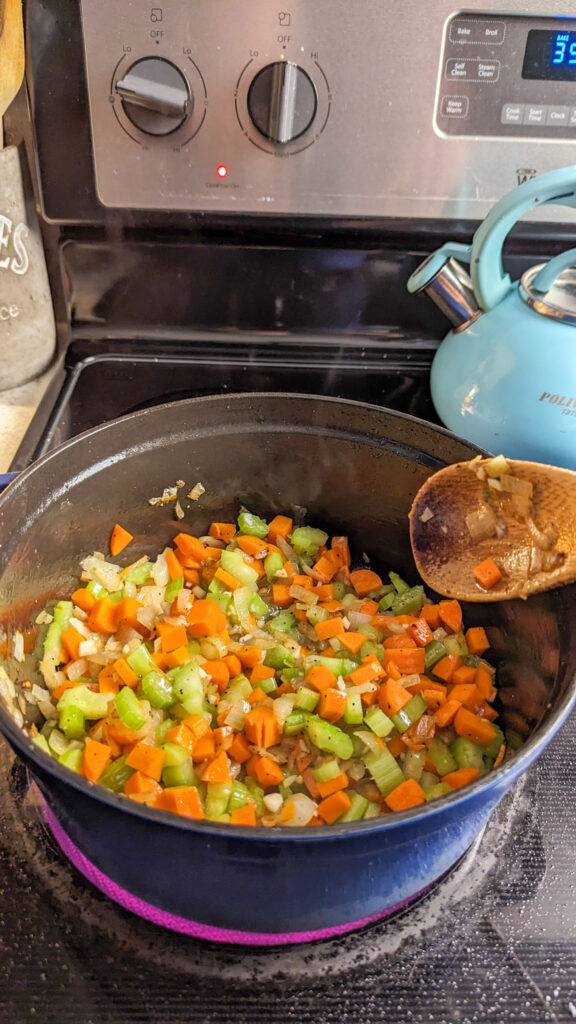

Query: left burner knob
<box><xmin>115</xmin><ymin>57</ymin><xmax>192</xmax><ymax>135</ymax></box>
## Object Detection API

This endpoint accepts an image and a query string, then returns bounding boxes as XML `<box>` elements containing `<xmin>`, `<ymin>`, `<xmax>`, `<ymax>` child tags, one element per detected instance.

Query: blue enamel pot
<box><xmin>0</xmin><ymin>394</ymin><xmax>574</xmax><ymax>943</ymax></box>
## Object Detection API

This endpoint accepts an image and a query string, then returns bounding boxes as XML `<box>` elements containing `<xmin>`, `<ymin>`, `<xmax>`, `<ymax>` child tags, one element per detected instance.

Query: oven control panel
<box><xmin>78</xmin><ymin>0</ymin><xmax>576</xmax><ymax>218</ymax></box>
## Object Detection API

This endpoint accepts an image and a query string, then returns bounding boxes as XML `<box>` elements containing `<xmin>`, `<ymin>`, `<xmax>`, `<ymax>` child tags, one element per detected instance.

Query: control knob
<box><xmin>247</xmin><ymin>61</ymin><xmax>317</xmax><ymax>144</ymax></box>
<box><xmin>115</xmin><ymin>57</ymin><xmax>191</xmax><ymax>136</ymax></box>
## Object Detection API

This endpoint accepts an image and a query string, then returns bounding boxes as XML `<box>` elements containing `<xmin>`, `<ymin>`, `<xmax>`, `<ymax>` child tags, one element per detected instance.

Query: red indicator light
<box><xmin>216</xmin><ymin>164</ymin><xmax>228</xmax><ymax>178</ymax></box>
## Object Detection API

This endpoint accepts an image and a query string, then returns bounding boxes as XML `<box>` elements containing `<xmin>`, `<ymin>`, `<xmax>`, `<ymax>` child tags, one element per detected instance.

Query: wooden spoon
<box><xmin>409</xmin><ymin>458</ymin><xmax>576</xmax><ymax>601</ymax></box>
<box><xmin>0</xmin><ymin>0</ymin><xmax>24</xmax><ymax>146</ymax></box>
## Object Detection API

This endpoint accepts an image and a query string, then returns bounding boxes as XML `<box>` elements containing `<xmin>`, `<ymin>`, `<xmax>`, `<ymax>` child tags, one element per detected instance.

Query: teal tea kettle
<box><xmin>408</xmin><ymin>165</ymin><xmax>576</xmax><ymax>470</ymax></box>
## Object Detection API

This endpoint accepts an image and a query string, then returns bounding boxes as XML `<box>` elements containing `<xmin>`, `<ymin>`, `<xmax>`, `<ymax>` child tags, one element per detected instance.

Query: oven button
<box><xmin>247</xmin><ymin>61</ymin><xmax>317</xmax><ymax>144</ymax></box>
<box><xmin>115</xmin><ymin>57</ymin><xmax>192</xmax><ymax>136</ymax></box>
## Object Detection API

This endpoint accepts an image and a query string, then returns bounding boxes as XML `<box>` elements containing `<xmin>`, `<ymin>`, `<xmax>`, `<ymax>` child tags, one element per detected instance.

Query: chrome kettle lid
<box><xmin>519</xmin><ymin>263</ymin><xmax>576</xmax><ymax>325</ymax></box>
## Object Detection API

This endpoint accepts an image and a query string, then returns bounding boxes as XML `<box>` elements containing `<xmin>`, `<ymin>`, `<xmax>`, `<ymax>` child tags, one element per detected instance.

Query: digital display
<box><xmin>523</xmin><ymin>28</ymin><xmax>576</xmax><ymax>80</ymax></box>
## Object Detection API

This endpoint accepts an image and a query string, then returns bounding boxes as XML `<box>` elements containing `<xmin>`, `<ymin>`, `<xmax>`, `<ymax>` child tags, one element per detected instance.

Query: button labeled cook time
<box><xmin>449</xmin><ymin>19</ymin><xmax>506</xmax><ymax>45</ymax></box>
<box><xmin>501</xmin><ymin>103</ymin><xmax>524</xmax><ymax>124</ymax></box>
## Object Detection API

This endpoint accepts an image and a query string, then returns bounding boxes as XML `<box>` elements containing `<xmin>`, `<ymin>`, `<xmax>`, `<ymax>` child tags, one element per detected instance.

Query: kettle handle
<box><xmin>472</xmin><ymin>165</ymin><xmax>576</xmax><ymax>311</ymax></box>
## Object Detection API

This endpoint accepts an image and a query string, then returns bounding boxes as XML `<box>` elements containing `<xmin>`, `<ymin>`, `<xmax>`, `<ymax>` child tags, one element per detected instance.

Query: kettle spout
<box><xmin>408</xmin><ymin>255</ymin><xmax>481</xmax><ymax>330</ymax></box>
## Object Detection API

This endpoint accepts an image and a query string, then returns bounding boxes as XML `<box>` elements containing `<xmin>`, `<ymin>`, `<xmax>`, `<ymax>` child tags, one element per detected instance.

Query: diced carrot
<box><xmin>448</xmin><ymin>682</ymin><xmax>481</xmax><ymax>712</ymax></box>
<box><xmin>200</xmin><ymin>750</ymin><xmax>232</xmax><ymax>783</ymax></box>
<box><xmin>279</xmin><ymin>800</ymin><xmax>296</xmax><ymax>822</ymax></box>
<box><xmin>236</xmin><ymin>534</ymin><xmax>268</xmax><ymax>557</ymax></box>
<box><xmin>230</xmin><ymin>803</ymin><xmax>257</xmax><ymax>826</ymax></box>
<box><xmin>247</xmin><ymin>686</ymin><xmax>267</xmax><ymax>705</ymax></box>
<box><xmin>237</xmin><ymin>645</ymin><xmax>263</xmax><ymax>670</ymax></box>
<box><xmin>112</xmin><ymin>656</ymin><xmax>139</xmax><ymax>688</ymax></box>
<box><xmin>404</xmin><ymin>676</ymin><xmax>446</xmax><ymax>696</ymax></box>
<box><xmin>165</xmin><ymin>723</ymin><xmax>197</xmax><ymax>756</ymax></box>
<box><xmin>222</xmin><ymin>653</ymin><xmax>242</xmax><ymax>678</ymax></box>
<box><xmin>384</xmin><ymin>778</ymin><xmax>426</xmax><ymax>812</ymax></box>
<box><xmin>110</xmin><ymin>523</ymin><xmax>133</xmax><ymax>557</ymax></box>
<box><xmin>228</xmin><ymin>732</ymin><xmax>252</xmax><ymax>763</ymax></box>
<box><xmin>316</xmin><ymin>770</ymin><xmax>349</xmax><ymax>798</ymax></box>
<box><xmin>291</xmin><ymin>574</ymin><xmax>313</xmax><ymax>590</ymax></box>
<box><xmin>164</xmin><ymin>548</ymin><xmax>183</xmax><ymax>581</ymax></box>
<box><xmin>453</xmin><ymin>706</ymin><xmax>497</xmax><ymax>747</ymax></box>
<box><xmin>452</xmin><ymin>664</ymin><xmax>477</xmax><ymax>686</ymax></box>
<box><xmin>265</xmin><ymin>514</ymin><xmax>292</xmax><ymax>544</ymax></box>
<box><xmin>125</xmin><ymin>741</ymin><xmax>165</xmax><ymax>782</ymax></box>
<box><xmin>183</xmin><ymin>568</ymin><xmax>200</xmax><ymax>586</ymax></box>
<box><xmin>293</xmin><ymin>736</ymin><xmax>313</xmax><ymax>773</ymax></box>
<box><xmin>71</xmin><ymin>587</ymin><xmax>96</xmax><ymax>613</ymax></box>
<box><xmin>387</xmin><ymin>734</ymin><xmax>405</xmax><ymax>757</ymax></box>
<box><xmin>213</xmin><ymin>566</ymin><xmax>240</xmax><ymax>591</ymax></box>
<box><xmin>164</xmin><ymin>646</ymin><xmax>192</xmax><ymax>668</ymax></box>
<box><xmin>60</xmin><ymin>626</ymin><xmax>85</xmax><ymax>662</ymax></box>
<box><xmin>301</xmin><ymin>766</ymin><xmax>320</xmax><ymax>798</ymax></box>
<box><xmin>407</xmin><ymin>618</ymin><xmax>434</xmax><ymax>647</ymax></box>
<box><xmin>157</xmin><ymin>622</ymin><xmax>188</xmax><ymax>653</ymax></box>
<box><xmin>272</xmin><ymin>584</ymin><xmax>293</xmax><ymax>608</ymax></box>
<box><xmin>244</xmin><ymin>706</ymin><xmax>281</xmax><ymax>748</ymax></box>
<box><xmin>317</xmin><ymin>790</ymin><xmax>352</xmax><ymax>824</ymax></box>
<box><xmin>383</xmin><ymin>634</ymin><xmax>417</xmax><ymax>650</ymax></box>
<box><xmin>330</xmin><ymin>535</ymin><xmax>351</xmax><ymax>567</ymax></box>
<box><xmin>305</xmin><ymin>664</ymin><xmax>338</xmax><ymax>693</ymax></box>
<box><xmin>465</xmin><ymin>626</ymin><xmax>490</xmax><ymax>655</ymax></box>
<box><xmin>360</xmin><ymin>685</ymin><xmax>380</xmax><ymax>707</ymax></box>
<box><xmin>432</xmin><ymin>654</ymin><xmax>462</xmax><ymax>684</ymax></box>
<box><xmin>182</xmin><ymin>715</ymin><xmax>211</xmax><ymax>740</ymax></box>
<box><xmin>187</xmin><ymin>599</ymin><xmax>226</xmax><ymax>637</ymax></box>
<box><xmin>250</xmin><ymin>663</ymin><xmax>276</xmax><ymax>685</ymax></box>
<box><xmin>443</xmin><ymin>766</ymin><xmax>480</xmax><ymax>790</ymax></box>
<box><xmin>382</xmin><ymin>647</ymin><xmax>426</xmax><ymax>675</ymax></box>
<box><xmin>339</xmin><ymin>631</ymin><xmax>366</xmax><ymax>655</ymax></box>
<box><xmin>474</xmin><ymin>664</ymin><xmax>495</xmax><ymax>701</ymax></box>
<box><xmin>319</xmin><ymin>600</ymin><xmax>344</xmax><ymax>613</ymax></box>
<box><xmin>311</xmin><ymin>551</ymin><xmax>342</xmax><ymax>583</ymax></box>
<box><xmin>87</xmin><ymin>598</ymin><xmax>119</xmax><ymax>635</ymax></box>
<box><xmin>493</xmin><ymin>742</ymin><xmax>506</xmax><ymax>767</ymax></box>
<box><xmin>480</xmin><ymin>701</ymin><xmax>498</xmax><ymax>722</ymax></box>
<box><xmin>317</xmin><ymin>688</ymin><xmax>347</xmax><ymax>722</ymax></box>
<box><xmin>378</xmin><ymin>677</ymin><xmax>412</xmax><ymax>717</ymax></box>
<box><xmin>157</xmin><ymin>785</ymin><xmax>204</xmax><ymax>819</ymax></box>
<box><xmin>253</xmin><ymin>755</ymin><xmax>284</xmax><ymax>789</ymax></box>
<box><xmin>349</xmin><ymin>569</ymin><xmax>383</xmax><ymax>597</ymax></box>
<box><xmin>314</xmin><ymin>616</ymin><xmax>345</xmax><ymax>641</ymax></box>
<box><xmin>348</xmin><ymin>661</ymin><xmax>383</xmax><ymax>686</ymax></box>
<box><xmin>191</xmin><ymin>732</ymin><xmax>217</xmax><ymax>762</ymax></box>
<box><xmin>438</xmin><ymin>600</ymin><xmax>463</xmax><ymax>634</ymax></box>
<box><xmin>314</xmin><ymin>584</ymin><xmax>334</xmax><ymax>601</ymax></box>
<box><xmin>359</xmin><ymin>600</ymin><xmax>379</xmax><ymax>616</ymax></box>
<box><xmin>473</xmin><ymin>557</ymin><xmax>503</xmax><ymax>590</ymax></box>
<box><xmin>123</xmin><ymin>771</ymin><xmax>163</xmax><ymax>799</ymax></box>
<box><xmin>174</xmin><ymin>533</ymin><xmax>208</xmax><ymax>561</ymax></box>
<box><xmin>98</xmin><ymin>666</ymin><xmax>120</xmax><ymax>694</ymax></box>
<box><xmin>421</xmin><ymin>688</ymin><xmax>446</xmax><ymax>710</ymax></box>
<box><xmin>432</xmin><ymin>698</ymin><xmax>462</xmax><ymax>727</ymax></box>
<box><xmin>420</xmin><ymin>603</ymin><xmax>442</xmax><ymax>629</ymax></box>
<box><xmin>401</xmin><ymin>714</ymin><xmax>436</xmax><ymax>750</ymax></box>
<box><xmin>115</xmin><ymin>596</ymin><xmax>147</xmax><ymax>635</ymax></box>
<box><xmin>82</xmin><ymin>737</ymin><xmax>112</xmax><ymax>783</ymax></box>
<box><xmin>202</xmin><ymin>659</ymin><xmax>230</xmax><ymax>691</ymax></box>
<box><xmin>209</xmin><ymin>522</ymin><xmax>236</xmax><ymax>543</ymax></box>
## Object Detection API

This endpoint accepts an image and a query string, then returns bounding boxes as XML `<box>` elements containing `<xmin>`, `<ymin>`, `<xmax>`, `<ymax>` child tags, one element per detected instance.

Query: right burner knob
<box><xmin>247</xmin><ymin>61</ymin><xmax>317</xmax><ymax>144</ymax></box>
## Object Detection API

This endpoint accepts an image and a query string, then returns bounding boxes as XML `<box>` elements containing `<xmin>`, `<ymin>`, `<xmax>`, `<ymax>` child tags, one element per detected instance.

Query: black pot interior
<box><xmin>0</xmin><ymin>394</ymin><xmax>574</xmax><ymax>779</ymax></box>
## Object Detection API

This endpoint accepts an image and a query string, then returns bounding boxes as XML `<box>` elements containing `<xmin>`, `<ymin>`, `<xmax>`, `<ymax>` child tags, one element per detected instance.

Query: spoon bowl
<box><xmin>410</xmin><ymin>458</ymin><xmax>576</xmax><ymax>601</ymax></box>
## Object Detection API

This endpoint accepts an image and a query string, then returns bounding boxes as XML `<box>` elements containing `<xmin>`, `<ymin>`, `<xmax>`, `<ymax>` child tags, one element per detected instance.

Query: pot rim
<box><xmin>0</xmin><ymin>392</ymin><xmax>574</xmax><ymax>840</ymax></box>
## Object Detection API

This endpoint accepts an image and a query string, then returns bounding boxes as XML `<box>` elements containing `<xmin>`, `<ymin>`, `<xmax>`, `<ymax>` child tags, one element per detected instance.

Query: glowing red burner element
<box><xmin>216</xmin><ymin>165</ymin><xmax>228</xmax><ymax>178</ymax></box>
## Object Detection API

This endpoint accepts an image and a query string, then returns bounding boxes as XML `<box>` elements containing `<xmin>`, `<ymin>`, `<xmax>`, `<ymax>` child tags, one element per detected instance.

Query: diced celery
<box><xmin>391</xmin><ymin>693</ymin><xmax>427</xmax><ymax>734</ymax></box>
<box><xmin>58</xmin><ymin>705</ymin><xmax>85</xmax><ymax>741</ymax></box>
<box><xmin>264</xmin><ymin>551</ymin><xmax>284</xmax><ymax>581</ymax></box>
<box><xmin>482</xmin><ymin>724</ymin><xmax>505</xmax><ymax>766</ymax></box>
<box><xmin>364</xmin><ymin>747</ymin><xmax>405</xmax><ymax>797</ymax></box>
<box><xmin>290</xmin><ymin>526</ymin><xmax>328</xmax><ymax>557</ymax></box>
<box><xmin>250</xmin><ymin>593</ymin><xmax>268</xmax><ymax>618</ymax></box>
<box><xmin>391</xmin><ymin>586</ymin><xmax>425</xmax><ymax>617</ymax></box>
<box><xmin>57</xmin><ymin>685</ymin><xmax>114</xmax><ymax>720</ymax></box>
<box><xmin>86</xmin><ymin>580</ymin><xmax>109</xmax><ymax>599</ymax></box>
<box><xmin>358</xmin><ymin>624</ymin><xmax>384</xmax><ymax>642</ymax></box>
<box><xmin>163</xmin><ymin>759</ymin><xmax>198</xmax><ymax>788</ymax></box>
<box><xmin>359</xmin><ymin>641</ymin><xmax>384</xmax><ymax>662</ymax></box>
<box><xmin>258</xmin><ymin>676</ymin><xmax>278</xmax><ymax>695</ymax></box>
<box><xmin>338</xmin><ymin>791</ymin><xmax>369</xmax><ymax>822</ymax></box>
<box><xmin>59</xmin><ymin>748</ymin><xmax>83</xmax><ymax>773</ymax></box>
<box><xmin>332</xmin><ymin>581</ymin><xmax>347</xmax><ymax>601</ymax></box>
<box><xmin>222</xmin><ymin>674</ymin><xmax>252</xmax><ymax>703</ymax></box>
<box><xmin>208</xmin><ymin>577</ymin><xmax>229</xmax><ymax>597</ymax></box>
<box><xmin>33</xmin><ymin>734</ymin><xmax>51</xmax><ymax>755</ymax></box>
<box><xmin>268</xmin><ymin>610</ymin><xmax>296</xmax><ymax>635</ymax></box>
<box><xmin>115</xmin><ymin>686</ymin><xmax>147</xmax><ymax>730</ymax></box>
<box><xmin>165</xmin><ymin>575</ymin><xmax>184</xmax><ymax>602</ymax></box>
<box><xmin>209</xmin><ymin>592</ymin><xmax>232</xmax><ymax>615</ymax></box>
<box><xmin>363</xmin><ymin>800</ymin><xmax>381</xmax><ymax>819</ymax></box>
<box><xmin>343</xmin><ymin>692</ymin><xmax>364</xmax><ymax>726</ymax></box>
<box><xmin>450</xmin><ymin>736</ymin><xmax>485</xmax><ymax>773</ymax></box>
<box><xmin>141</xmin><ymin>669</ymin><xmax>175</xmax><ymax>709</ymax></box>
<box><xmin>425</xmin><ymin>639</ymin><xmax>447</xmax><ymax>671</ymax></box>
<box><xmin>444</xmin><ymin>633</ymin><xmax>469</xmax><ymax>657</ymax></box>
<box><xmin>98</xmin><ymin>754</ymin><xmax>134</xmax><ymax>792</ymax></box>
<box><xmin>426</xmin><ymin>782</ymin><xmax>453</xmax><ymax>801</ymax></box>
<box><xmin>155</xmin><ymin>717</ymin><xmax>177</xmax><ymax>745</ymax></box>
<box><xmin>312</xmin><ymin>759</ymin><xmax>341</xmax><ymax>783</ymax></box>
<box><xmin>403</xmin><ymin>747</ymin><xmax>426</xmax><ymax>781</ymax></box>
<box><xmin>126</xmin><ymin>643</ymin><xmax>156</xmax><ymax>678</ymax></box>
<box><xmin>264</xmin><ymin>645</ymin><xmax>295</xmax><ymax>670</ymax></box>
<box><xmin>227</xmin><ymin>780</ymin><xmax>251</xmax><ymax>812</ymax></box>
<box><xmin>168</xmin><ymin>660</ymin><xmax>205</xmax><ymax>715</ymax></box>
<box><xmin>389</xmin><ymin>571</ymin><xmax>410</xmax><ymax>594</ymax></box>
<box><xmin>378</xmin><ymin>592</ymin><xmax>396</xmax><ymax>612</ymax></box>
<box><xmin>294</xmin><ymin>687</ymin><xmax>320</xmax><ymax>712</ymax></box>
<box><xmin>284</xmin><ymin>710</ymin><xmax>311</xmax><ymax>735</ymax></box>
<box><xmin>237</xmin><ymin>512</ymin><xmax>269</xmax><ymax>538</ymax></box>
<box><xmin>244</xmin><ymin>777</ymin><xmax>265</xmax><ymax>816</ymax></box>
<box><xmin>122</xmin><ymin>560</ymin><xmax>153</xmax><ymax>585</ymax></box>
<box><xmin>42</xmin><ymin>600</ymin><xmax>73</xmax><ymax>657</ymax></box>
<box><xmin>306</xmin><ymin>717</ymin><xmax>354</xmax><ymax>760</ymax></box>
<box><xmin>426</xmin><ymin>736</ymin><xmax>457</xmax><ymax>776</ymax></box>
<box><xmin>364</xmin><ymin>705</ymin><xmax>394</xmax><ymax>738</ymax></box>
<box><xmin>420</xmin><ymin>769</ymin><xmax>441</xmax><ymax>792</ymax></box>
<box><xmin>162</xmin><ymin>741</ymin><xmax>190</xmax><ymax>766</ymax></box>
<box><xmin>306</xmin><ymin>604</ymin><xmax>329</xmax><ymax>626</ymax></box>
<box><xmin>220</xmin><ymin>549</ymin><xmax>259</xmax><ymax>584</ymax></box>
<box><xmin>304</xmin><ymin>654</ymin><xmax>357</xmax><ymax>678</ymax></box>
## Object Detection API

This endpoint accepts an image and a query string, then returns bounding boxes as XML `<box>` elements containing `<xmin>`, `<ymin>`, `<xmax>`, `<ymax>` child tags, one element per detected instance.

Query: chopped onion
<box><xmin>67</xmin><ymin>657</ymin><xmax>89</xmax><ymax>680</ymax></box>
<box><xmin>419</xmin><ymin>507</ymin><xmax>434</xmax><ymax>523</ymax></box>
<box><xmin>527</xmin><ymin>517</ymin><xmax>558</xmax><ymax>552</ymax></box>
<box><xmin>81</xmin><ymin>555</ymin><xmax>122</xmax><ymax>592</ymax></box>
<box><xmin>353</xmin><ymin>729</ymin><xmax>384</xmax><ymax>755</ymax></box>
<box><xmin>152</xmin><ymin>550</ymin><xmax>170</xmax><ymax>587</ymax></box>
<box><xmin>282</xmin><ymin>792</ymin><xmax>317</xmax><ymax>827</ymax></box>
<box><xmin>289</xmin><ymin>584</ymin><xmax>317</xmax><ymax>605</ymax></box>
<box><xmin>273</xmin><ymin>694</ymin><xmax>296</xmax><ymax>729</ymax></box>
<box><xmin>263</xmin><ymin>793</ymin><xmax>283</xmax><ymax>814</ymax></box>
<box><xmin>12</xmin><ymin>630</ymin><xmax>24</xmax><ymax>663</ymax></box>
<box><xmin>187</xmin><ymin>482</ymin><xmax>205</xmax><ymax>501</ymax></box>
<box><xmin>346</xmin><ymin>610</ymin><xmax>373</xmax><ymax>629</ymax></box>
<box><xmin>465</xmin><ymin>504</ymin><xmax>499</xmax><ymax>542</ymax></box>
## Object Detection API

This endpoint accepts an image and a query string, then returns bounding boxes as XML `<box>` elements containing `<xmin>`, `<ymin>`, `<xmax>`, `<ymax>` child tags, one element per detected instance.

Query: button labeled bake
<box><xmin>440</xmin><ymin>95</ymin><xmax>469</xmax><ymax>117</ymax></box>
<box><xmin>501</xmin><ymin>103</ymin><xmax>524</xmax><ymax>124</ymax></box>
<box><xmin>449</xmin><ymin>19</ymin><xmax>506</xmax><ymax>45</ymax></box>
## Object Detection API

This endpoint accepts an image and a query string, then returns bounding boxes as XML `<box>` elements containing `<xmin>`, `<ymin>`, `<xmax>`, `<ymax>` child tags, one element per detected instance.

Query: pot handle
<box><xmin>471</xmin><ymin>165</ymin><xmax>576</xmax><ymax>312</ymax></box>
<box><xmin>531</xmin><ymin>247</ymin><xmax>576</xmax><ymax>294</ymax></box>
